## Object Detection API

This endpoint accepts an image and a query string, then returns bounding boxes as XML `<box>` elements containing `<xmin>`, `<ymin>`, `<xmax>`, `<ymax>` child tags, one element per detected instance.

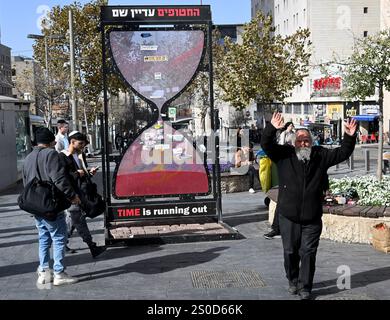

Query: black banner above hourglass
<box><xmin>101</xmin><ymin>5</ymin><xmax>212</xmax><ymax>24</ymax></box>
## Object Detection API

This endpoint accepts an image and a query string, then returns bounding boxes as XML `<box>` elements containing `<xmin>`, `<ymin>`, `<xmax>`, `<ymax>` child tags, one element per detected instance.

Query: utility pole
<box><xmin>43</xmin><ymin>36</ymin><xmax>52</xmax><ymax>128</ymax></box>
<box><xmin>69</xmin><ymin>9</ymin><xmax>78</xmax><ymax>131</ymax></box>
<box><xmin>27</xmin><ymin>33</ymin><xmax>52</xmax><ymax>128</ymax></box>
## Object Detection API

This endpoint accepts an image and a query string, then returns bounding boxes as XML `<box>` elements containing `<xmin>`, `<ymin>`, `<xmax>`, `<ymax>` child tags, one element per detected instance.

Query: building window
<box><xmin>285</xmin><ymin>104</ymin><xmax>292</xmax><ymax>114</ymax></box>
<box><xmin>364</xmin><ymin>7</ymin><xmax>368</xmax><ymax>14</ymax></box>
<box><xmin>304</xmin><ymin>104</ymin><xmax>313</xmax><ymax>115</ymax></box>
<box><xmin>364</xmin><ymin>31</ymin><xmax>368</xmax><ymax>37</ymax></box>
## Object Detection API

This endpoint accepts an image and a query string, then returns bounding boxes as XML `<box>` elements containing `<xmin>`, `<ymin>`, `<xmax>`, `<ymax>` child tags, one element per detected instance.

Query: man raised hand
<box><xmin>270</xmin><ymin>112</ymin><xmax>285</xmax><ymax>130</ymax></box>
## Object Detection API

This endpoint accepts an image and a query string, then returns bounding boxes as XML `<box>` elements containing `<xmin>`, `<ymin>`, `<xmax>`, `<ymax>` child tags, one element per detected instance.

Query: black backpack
<box><xmin>79</xmin><ymin>174</ymin><xmax>106</xmax><ymax>219</ymax></box>
<box><xmin>18</xmin><ymin>149</ymin><xmax>71</xmax><ymax>221</ymax></box>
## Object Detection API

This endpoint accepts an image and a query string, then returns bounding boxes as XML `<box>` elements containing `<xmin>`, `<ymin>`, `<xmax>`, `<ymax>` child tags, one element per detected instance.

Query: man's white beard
<box><xmin>296</xmin><ymin>147</ymin><xmax>311</xmax><ymax>162</ymax></box>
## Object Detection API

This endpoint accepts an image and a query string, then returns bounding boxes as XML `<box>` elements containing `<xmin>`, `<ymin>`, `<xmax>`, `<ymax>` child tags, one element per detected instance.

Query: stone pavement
<box><xmin>1</xmin><ymin>178</ymin><xmax>390</xmax><ymax>300</ymax></box>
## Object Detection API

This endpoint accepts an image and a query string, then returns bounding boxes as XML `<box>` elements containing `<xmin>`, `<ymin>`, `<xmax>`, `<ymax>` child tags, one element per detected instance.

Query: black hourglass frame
<box><xmin>107</xmin><ymin>27</ymin><xmax>211</xmax><ymax>200</ymax></box>
<box><xmin>99</xmin><ymin>5</ymin><xmax>223</xmax><ymax>231</ymax></box>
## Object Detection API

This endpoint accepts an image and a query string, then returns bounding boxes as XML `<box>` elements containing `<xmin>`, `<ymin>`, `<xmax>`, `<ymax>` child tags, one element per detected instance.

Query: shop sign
<box><xmin>312</xmin><ymin>76</ymin><xmax>342</xmax><ymax>97</ymax></box>
<box><xmin>344</xmin><ymin>102</ymin><xmax>359</xmax><ymax>119</ymax></box>
<box><xmin>361</xmin><ymin>104</ymin><xmax>379</xmax><ymax>115</ymax></box>
<box><xmin>327</xmin><ymin>103</ymin><xmax>342</xmax><ymax>120</ymax></box>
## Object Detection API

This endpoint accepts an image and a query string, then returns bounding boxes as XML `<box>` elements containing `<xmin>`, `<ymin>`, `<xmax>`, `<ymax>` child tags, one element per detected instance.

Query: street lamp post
<box><xmin>28</xmin><ymin>33</ymin><xmax>65</xmax><ymax>127</ymax></box>
<box><xmin>27</xmin><ymin>34</ymin><xmax>51</xmax><ymax>127</ymax></box>
<box><xmin>69</xmin><ymin>9</ymin><xmax>79</xmax><ymax>131</ymax></box>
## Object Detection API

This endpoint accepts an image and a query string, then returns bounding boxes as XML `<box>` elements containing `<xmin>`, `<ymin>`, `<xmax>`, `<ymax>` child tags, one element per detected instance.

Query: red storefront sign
<box><xmin>313</xmin><ymin>77</ymin><xmax>341</xmax><ymax>91</ymax></box>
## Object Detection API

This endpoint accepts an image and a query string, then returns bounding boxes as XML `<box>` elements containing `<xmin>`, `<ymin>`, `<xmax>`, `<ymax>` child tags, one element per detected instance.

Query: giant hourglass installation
<box><xmin>109</xmin><ymin>30</ymin><xmax>210</xmax><ymax>198</ymax></box>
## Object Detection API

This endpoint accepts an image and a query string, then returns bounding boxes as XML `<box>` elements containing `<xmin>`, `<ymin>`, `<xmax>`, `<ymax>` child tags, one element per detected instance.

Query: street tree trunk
<box><xmin>377</xmin><ymin>82</ymin><xmax>384</xmax><ymax>181</ymax></box>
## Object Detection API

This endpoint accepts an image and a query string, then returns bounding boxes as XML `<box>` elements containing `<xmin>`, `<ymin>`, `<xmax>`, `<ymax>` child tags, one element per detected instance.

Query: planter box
<box><xmin>266</xmin><ymin>188</ymin><xmax>390</xmax><ymax>244</ymax></box>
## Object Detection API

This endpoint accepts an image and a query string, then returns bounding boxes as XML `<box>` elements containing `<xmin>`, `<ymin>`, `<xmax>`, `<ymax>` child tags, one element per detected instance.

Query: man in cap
<box><xmin>59</xmin><ymin>131</ymin><xmax>106</xmax><ymax>258</ymax></box>
<box><xmin>22</xmin><ymin>127</ymin><xmax>81</xmax><ymax>286</ymax></box>
<box><xmin>261</xmin><ymin>112</ymin><xmax>357</xmax><ymax>299</ymax></box>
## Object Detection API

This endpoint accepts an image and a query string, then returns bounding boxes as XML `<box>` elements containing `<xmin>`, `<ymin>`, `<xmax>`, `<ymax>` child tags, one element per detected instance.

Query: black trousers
<box><xmin>279</xmin><ymin>213</ymin><xmax>323</xmax><ymax>292</ymax></box>
<box><xmin>271</xmin><ymin>210</ymin><xmax>280</xmax><ymax>233</ymax></box>
<box><xmin>247</xmin><ymin>165</ymin><xmax>257</xmax><ymax>189</ymax></box>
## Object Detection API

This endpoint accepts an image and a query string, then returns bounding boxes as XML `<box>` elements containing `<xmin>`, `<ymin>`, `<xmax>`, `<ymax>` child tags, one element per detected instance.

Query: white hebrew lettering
<box><xmin>112</xmin><ymin>9</ymin><xmax>119</xmax><ymax>17</ymax></box>
<box><xmin>119</xmin><ymin>9</ymin><xmax>128</xmax><ymax>17</ymax></box>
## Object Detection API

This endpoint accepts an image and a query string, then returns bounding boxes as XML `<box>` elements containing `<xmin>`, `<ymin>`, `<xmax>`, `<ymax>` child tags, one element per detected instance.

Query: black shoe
<box><xmin>89</xmin><ymin>243</ymin><xmax>106</xmax><ymax>258</ymax></box>
<box><xmin>299</xmin><ymin>291</ymin><xmax>312</xmax><ymax>300</ymax></box>
<box><xmin>263</xmin><ymin>230</ymin><xmax>281</xmax><ymax>240</ymax></box>
<box><xmin>65</xmin><ymin>245</ymin><xmax>77</xmax><ymax>254</ymax></box>
<box><xmin>264</xmin><ymin>197</ymin><xmax>271</xmax><ymax>207</ymax></box>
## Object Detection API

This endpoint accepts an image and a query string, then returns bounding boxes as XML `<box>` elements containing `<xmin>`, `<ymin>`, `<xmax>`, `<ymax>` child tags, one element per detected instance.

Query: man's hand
<box><xmin>70</xmin><ymin>195</ymin><xmax>81</xmax><ymax>205</ymax></box>
<box><xmin>89</xmin><ymin>167</ymin><xmax>98</xmax><ymax>176</ymax></box>
<box><xmin>270</xmin><ymin>112</ymin><xmax>285</xmax><ymax>130</ymax></box>
<box><xmin>344</xmin><ymin>118</ymin><xmax>357</xmax><ymax>136</ymax></box>
<box><xmin>77</xmin><ymin>170</ymin><xmax>85</xmax><ymax>177</ymax></box>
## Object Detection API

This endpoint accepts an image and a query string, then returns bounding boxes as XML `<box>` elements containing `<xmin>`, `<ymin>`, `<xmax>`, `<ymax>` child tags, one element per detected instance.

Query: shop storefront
<box><xmin>353</xmin><ymin>102</ymin><xmax>379</xmax><ymax>143</ymax></box>
<box><xmin>0</xmin><ymin>95</ymin><xmax>31</xmax><ymax>191</ymax></box>
<box><xmin>327</xmin><ymin>103</ymin><xmax>343</xmax><ymax>140</ymax></box>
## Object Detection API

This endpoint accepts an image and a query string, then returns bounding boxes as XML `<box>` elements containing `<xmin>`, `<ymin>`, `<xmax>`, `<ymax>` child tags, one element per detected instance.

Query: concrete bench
<box><xmin>266</xmin><ymin>187</ymin><xmax>390</xmax><ymax>244</ymax></box>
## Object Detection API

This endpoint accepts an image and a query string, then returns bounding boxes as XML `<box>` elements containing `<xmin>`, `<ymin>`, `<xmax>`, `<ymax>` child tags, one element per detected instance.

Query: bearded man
<box><xmin>261</xmin><ymin>112</ymin><xmax>357</xmax><ymax>300</ymax></box>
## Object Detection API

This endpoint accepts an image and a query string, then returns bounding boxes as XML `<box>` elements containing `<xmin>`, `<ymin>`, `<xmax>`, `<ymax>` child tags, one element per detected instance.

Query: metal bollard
<box><xmin>364</xmin><ymin>149</ymin><xmax>370</xmax><ymax>173</ymax></box>
<box><xmin>349</xmin><ymin>153</ymin><xmax>354</xmax><ymax>171</ymax></box>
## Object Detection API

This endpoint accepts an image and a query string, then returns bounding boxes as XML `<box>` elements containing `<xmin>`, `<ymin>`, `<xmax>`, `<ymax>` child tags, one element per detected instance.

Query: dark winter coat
<box><xmin>261</xmin><ymin>124</ymin><xmax>356</xmax><ymax>223</ymax></box>
<box><xmin>58</xmin><ymin>151</ymin><xmax>89</xmax><ymax>195</ymax></box>
<box><xmin>22</xmin><ymin>146</ymin><xmax>77</xmax><ymax>200</ymax></box>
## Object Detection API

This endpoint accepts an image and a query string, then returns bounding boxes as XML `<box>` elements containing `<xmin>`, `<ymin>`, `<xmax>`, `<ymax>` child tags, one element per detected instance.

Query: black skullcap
<box><xmin>35</xmin><ymin>127</ymin><xmax>55</xmax><ymax>144</ymax></box>
<box><xmin>68</xmin><ymin>131</ymin><xmax>89</xmax><ymax>145</ymax></box>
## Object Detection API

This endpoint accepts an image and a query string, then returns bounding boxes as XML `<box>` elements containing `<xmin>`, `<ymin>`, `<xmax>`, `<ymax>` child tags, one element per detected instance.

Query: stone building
<box><xmin>252</xmin><ymin>0</ymin><xmax>390</xmax><ymax>138</ymax></box>
<box><xmin>0</xmin><ymin>43</ymin><xmax>12</xmax><ymax>97</ymax></box>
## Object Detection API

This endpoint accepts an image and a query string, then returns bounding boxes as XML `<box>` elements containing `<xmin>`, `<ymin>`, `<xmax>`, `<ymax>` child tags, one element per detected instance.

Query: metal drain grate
<box><xmin>191</xmin><ymin>270</ymin><xmax>266</xmax><ymax>288</ymax></box>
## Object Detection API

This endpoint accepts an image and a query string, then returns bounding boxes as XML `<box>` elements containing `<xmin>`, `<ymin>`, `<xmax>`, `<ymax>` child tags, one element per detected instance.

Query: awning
<box><xmin>352</xmin><ymin>115</ymin><xmax>378</xmax><ymax>122</ymax></box>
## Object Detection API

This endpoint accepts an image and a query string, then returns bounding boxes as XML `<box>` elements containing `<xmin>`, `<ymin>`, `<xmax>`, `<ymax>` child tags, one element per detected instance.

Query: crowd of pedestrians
<box><xmin>20</xmin><ymin>114</ymin><xmax>360</xmax><ymax>299</ymax></box>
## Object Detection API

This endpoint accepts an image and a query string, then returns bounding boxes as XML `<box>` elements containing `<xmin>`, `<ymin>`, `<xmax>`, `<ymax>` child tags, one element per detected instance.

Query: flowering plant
<box><xmin>329</xmin><ymin>175</ymin><xmax>390</xmax><ymax>206</ymax></box>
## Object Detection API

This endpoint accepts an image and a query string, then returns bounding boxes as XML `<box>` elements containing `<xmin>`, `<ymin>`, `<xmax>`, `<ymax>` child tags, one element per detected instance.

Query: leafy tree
<box><xmin>32</xmin><ymin>0</ymin><xmax>124</xmax><ymax>132</ymax></box>
<box><xmin>217</xmin><ymin>12</ymin><xmax>311</xmax><ymax>114</ymax></box>
<box><xmin>342</xmin><ymin>29</ymin><xmax>390</xmax><ymax>181</ymax></box>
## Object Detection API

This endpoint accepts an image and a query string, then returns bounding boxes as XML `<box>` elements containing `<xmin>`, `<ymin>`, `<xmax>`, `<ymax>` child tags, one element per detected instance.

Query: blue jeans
<box><xmin>34</xmin><ymin>213</ymin><xmax>68</xmax><ymax>274</ymax></box>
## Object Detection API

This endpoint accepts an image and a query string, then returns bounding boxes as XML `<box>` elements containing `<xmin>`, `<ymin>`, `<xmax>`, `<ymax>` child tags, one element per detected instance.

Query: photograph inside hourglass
<box><xmin>107</xmin><ymin>29</ymin><xmax>212</xmax><ymax>199</ymax></box>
